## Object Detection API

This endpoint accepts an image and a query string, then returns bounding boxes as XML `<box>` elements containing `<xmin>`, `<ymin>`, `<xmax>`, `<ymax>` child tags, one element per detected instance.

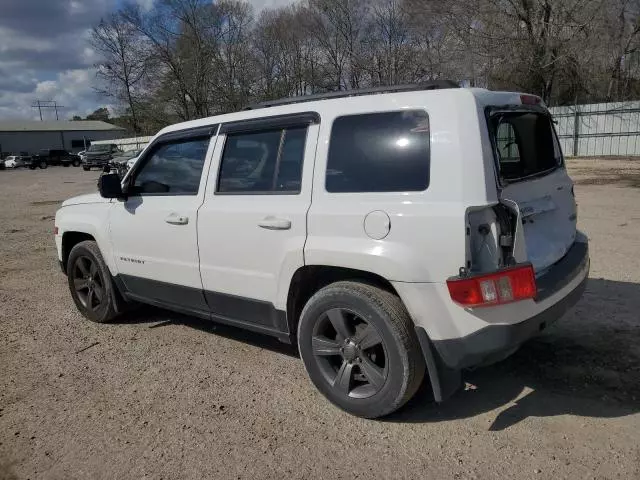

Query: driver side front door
<box><xmin>108</xmin><ymin>128</ymin><xmax>216</xmax><ymax>314</ymax></box>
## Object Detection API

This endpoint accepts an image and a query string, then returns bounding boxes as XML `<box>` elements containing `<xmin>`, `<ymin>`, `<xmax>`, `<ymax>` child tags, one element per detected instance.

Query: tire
<box><xmin>39</xmin><ymin>161</ymin><xmax>47</xmax><ymax>169</ymax></box>
<box><xmin>297</xmin><ymin>281</ymin><xmax>425</xmax><ymax>418</ymax></box>
<box><xmin>29</xmin><ymin>165</ymin><xmax>36</xmax><ymax>170</ymax></box>
<box><xmin>82</xmin><ymin>166</ymin><xmax>90</xmax><ymax>171</ymax></box>
<box><xmin>67</xmin><ymin>240</ymin><xmax>122</xmax><ymax>323</ymax></box>
<box><xmin>72</xmin><ymin>159</ymin><xmax>81</xmax><ymax>167</ymax></box>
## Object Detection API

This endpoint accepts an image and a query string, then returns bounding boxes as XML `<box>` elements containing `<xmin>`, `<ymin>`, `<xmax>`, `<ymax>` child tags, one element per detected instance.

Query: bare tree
<box><xmin>214</xmin><ymin>0</ymin><xmax>257</xmax><ymax>111</ymax></box>
<box><xmin>601</xmin><ymin>0</ymin><xmax>640</xmax><ymax>100</ymax></box>
<box><xmin>91</xmin><ymin>0</ymin><xmax>640</xmax><ymax>129</ymax></box>
<box><xmin>91</xmin><ymin>13</ymin><xmax>149</xmax><ymax>133</ymax></box>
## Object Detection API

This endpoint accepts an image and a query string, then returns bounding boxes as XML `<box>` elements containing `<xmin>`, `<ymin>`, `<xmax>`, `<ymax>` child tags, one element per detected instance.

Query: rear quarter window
<box><xmin>326</xmin><ymin>110</ymin><xmax>430</xmax><ymax>193</ymax></box>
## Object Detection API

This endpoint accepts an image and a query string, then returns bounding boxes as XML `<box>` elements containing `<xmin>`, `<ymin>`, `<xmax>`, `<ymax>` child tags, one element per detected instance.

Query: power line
<box><xmin>31</xmin><ymin>100</ymin><xmax>66</xmax><ymax>121</ymax></box>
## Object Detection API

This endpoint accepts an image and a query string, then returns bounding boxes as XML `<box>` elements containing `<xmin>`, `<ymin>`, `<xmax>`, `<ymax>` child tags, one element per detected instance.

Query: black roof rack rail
<box><xmin>244</xmin><ymin>80</ymin><xmax>460</xmax><ymax>110</ymax></box>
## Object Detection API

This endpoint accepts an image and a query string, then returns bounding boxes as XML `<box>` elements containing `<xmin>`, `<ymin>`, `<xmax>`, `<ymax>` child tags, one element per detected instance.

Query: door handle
<box><xmin>165</xmin><ymin>213</ymin><xmax>189</xmax><ymax>225</ymax></box>
<box><xmin>258</xmin><ymin>216</ymin><xmax>291</xmax><ymax>230</ymax></box>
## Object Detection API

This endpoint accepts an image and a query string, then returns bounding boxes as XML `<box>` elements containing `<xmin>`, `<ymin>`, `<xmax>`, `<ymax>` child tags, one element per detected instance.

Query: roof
<box><xmin>157</xmin><ymin>86</ymin><xmax>481</xmax><ymax>137</ymax></box>
<box><xmin>0</xmin><ymin>120</ymin><xmax>126</xmax><ymax>132</ymax></box>
<box><xmin>245</xmin><ymin>81</ymin><xmax>460</xmax><ymax>110</ymax></box>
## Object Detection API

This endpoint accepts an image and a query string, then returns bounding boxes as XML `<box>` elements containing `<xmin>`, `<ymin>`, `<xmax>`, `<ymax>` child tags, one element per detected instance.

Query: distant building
<box><xmin>0</xmin><ymin>120</ymin><xmax>126</xmax><ymax>156</ymax></box>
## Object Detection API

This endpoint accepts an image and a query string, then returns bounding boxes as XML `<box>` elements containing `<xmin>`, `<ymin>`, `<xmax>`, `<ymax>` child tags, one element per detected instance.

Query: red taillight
<box><xmin>520</xmin><ymin>94</ymin><xmax>542</xmax><ymax>105</ymax></box>
<box><xmin>447</xmin><ymin>264</ymin><xmax>537</xmax><ymax>307</ymax></box>
<box><xmin>54</xmin><ymin>226</ymin><xmax>59</xmax><ymax>235</ymax></box>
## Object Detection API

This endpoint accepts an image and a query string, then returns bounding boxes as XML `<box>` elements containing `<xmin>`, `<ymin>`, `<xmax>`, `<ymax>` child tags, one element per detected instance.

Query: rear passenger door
<box><xmin>198</xmin><ymin>114</ymin><xmax>319</xmax><ymax>335</ymax></box>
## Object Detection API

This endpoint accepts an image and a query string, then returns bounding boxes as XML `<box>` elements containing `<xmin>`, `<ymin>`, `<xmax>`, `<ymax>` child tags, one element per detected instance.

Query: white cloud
<box><xmin>0</xmin><ymin>68</ymin><xmax>103</xmax><ymax>120</ymax></box>
<box><xmin>0</xmin><ymin>0</ymin><xmax>298</xmax><ymax>121</ymax></box>
<box><xmin>136</xmin><ymin>0</ymin><xmax>155</xmax><ymax>12</ymax></box>
<box><xmin>0</xmin><ymin>0</ymin><xmax>114</xmax><ymax>120</ymax></box>
<box><xmin>247</xmin><ymin>0</ymin><xmax>298</xmax><ymax>11</ymax></box>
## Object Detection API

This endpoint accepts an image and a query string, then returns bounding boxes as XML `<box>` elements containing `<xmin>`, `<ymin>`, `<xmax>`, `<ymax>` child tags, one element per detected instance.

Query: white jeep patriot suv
<box><xmin>55</xmin><ymin>82</ymin><xmax>589</xmax><ymax>418</ymax></box>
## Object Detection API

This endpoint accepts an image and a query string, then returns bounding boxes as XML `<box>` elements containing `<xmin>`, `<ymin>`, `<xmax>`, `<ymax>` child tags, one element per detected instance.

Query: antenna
<box><xmin>31</xmin><ymin>100</ymin><xmax>66</xmax><ymax>121</ymax></box>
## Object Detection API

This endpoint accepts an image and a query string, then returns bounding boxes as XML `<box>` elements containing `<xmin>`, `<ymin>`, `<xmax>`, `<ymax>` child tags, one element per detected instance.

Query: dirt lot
<box><xmin>1</xmin><ymin>160</ymin><xmax>639</xmax><ymax>479</ymax></box>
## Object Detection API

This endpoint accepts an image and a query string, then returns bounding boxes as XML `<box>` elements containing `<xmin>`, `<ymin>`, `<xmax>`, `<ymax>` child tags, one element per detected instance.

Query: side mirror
<box><xmin>98</xmin><ymin>173</ymin><xmax>124</xmax><ymax>199</ymax></box>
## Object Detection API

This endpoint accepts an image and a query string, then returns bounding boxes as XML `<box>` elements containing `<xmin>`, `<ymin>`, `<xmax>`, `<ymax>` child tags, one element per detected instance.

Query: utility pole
<box><xmin>34</xmin><ymin>100</ymin><xmax>42</xmax><ymax>121</ymax></box>
<box><xmin>31</xmin><ymin>100</ymin><xmax>65</xmax><ymax>121</ymax></box>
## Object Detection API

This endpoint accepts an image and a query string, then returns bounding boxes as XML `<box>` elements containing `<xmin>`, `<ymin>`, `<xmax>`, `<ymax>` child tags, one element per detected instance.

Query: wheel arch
<box><xmin>285</xmin><ymin>265</ymin><xmax>400</xmax><ymax>338</ymax></box>
<box><xmin>61</xmin><ymin>231</ymin><xmax>96</xmax><ymax>273</ymax></box>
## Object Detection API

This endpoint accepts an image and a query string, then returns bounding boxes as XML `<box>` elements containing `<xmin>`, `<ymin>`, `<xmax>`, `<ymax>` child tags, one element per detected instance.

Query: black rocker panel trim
<box><xmin>115</xmin><ymin>275</ymin><xmax>290</xmax><ymax>341</ymax></box>
<box><xmin>203</xmin><ymin>290</ymin><xmax>288</xmax><ymax>332</ymax></box>
<box><xmin>120</xmin><ymin>274</ymin><xmax>210</xmax><ymax>312</ymax></box>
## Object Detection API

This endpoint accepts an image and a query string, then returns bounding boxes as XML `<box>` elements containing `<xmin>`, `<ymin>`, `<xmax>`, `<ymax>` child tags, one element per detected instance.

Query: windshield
<box><xmin>88</xmin><ymin>145</ymin><xmax>110</xmax><ymax>152</ymax></box>
<box><xmin>489</xmin><ymin>111</ymin><xmax>563</xmax><ymax>182</ymax></box>
<box><xmin>121</xmin><ymin>150</ymin><xmax>140</xmax><ymax>158</ymax></box>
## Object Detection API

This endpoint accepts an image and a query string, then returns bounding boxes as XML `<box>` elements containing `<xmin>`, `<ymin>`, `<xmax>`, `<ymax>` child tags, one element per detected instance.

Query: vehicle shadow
<box><xmin>389</xmin><ymin>278</ymin><xmax>640</xmax><ymax>429</ymax></box>
<box><xmin>111</xmin><ymin>306</ymin><xmax>299</xmax><ymax>358</ymax></box>
<box><xmin>109</xmin><ymin>278</ymin><xmax>640</xmax><ymax>429</ymax></box>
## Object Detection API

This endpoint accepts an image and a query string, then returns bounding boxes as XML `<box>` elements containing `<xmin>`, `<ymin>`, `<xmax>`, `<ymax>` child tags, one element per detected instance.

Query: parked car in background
<box><xmin>25</xmin><ymin>149</ymin><xmax>81</xmax><ymax>169</ymax></box>
<box><xmin>82</xmin><ymin>144</ymin><xmax>122</xmax><ymax>171</ymax></box>
<box><xmin>3</xmin><ymin>152</ymin><xmax>30</xmax><ymax>168</ymax></box>
<box><xmin>111</xmin><ymin>149</ymin><xmax>143</xmax><ymax>168</ymax></box>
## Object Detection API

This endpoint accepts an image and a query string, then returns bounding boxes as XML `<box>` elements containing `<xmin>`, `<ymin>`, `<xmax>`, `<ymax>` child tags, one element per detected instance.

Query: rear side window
<box><xmin>490</xmin><ymin>112</ymin><xmax>562</xmax><ymax>182</ymax></box>
<box><xmin>217</xmin><ymin>126</ymin><xmax>307</xmax><ymax>194</ymax></box>
<box><xmin>326</xmin><ymin>110</ymin><xmax>430</xmax><ymax>193</ymax></box>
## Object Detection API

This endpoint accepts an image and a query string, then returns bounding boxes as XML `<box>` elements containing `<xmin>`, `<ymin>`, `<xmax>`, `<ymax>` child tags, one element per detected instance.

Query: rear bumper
<box><xmin>394</xmin><ymin>238</ymin><xmax>589</xmax><ymax>402</ymax></box>
<box><xmin>431</xmin><ymin>239</ymin><xmax>589</xmax><ymax>370</ymax></box>
<box><xmin>429</xmin><ymin>273</ymin><xmax>587</xmax><ymax>370</ymax></box>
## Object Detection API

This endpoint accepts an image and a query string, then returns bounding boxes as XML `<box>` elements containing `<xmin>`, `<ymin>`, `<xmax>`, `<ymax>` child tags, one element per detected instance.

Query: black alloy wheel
<box><xmin>66</xmin><ymin>240</ymin><xmax>123</xmax><ymax>323</ymax></box>
<box><xmin>298</xmin><ymin>281</ymin><xmax>425</xmax><ymax>418</ymax></box>
<box><xmin>311</xmin><ymin>307</ymin><xmax>388</xmax><ymax>399</ymax></box>
<box><xmin>72</xmin><ymin>256</ymin><xmax>105</xmax><ymax>312</ymax></box>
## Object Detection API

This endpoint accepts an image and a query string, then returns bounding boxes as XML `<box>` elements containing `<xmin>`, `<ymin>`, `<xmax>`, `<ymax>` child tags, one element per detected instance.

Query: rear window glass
<box><xmin>490</xmin><ymin>112</ymin><xmax>562</xmax><ymax>182</ymax></box>
<box><xmin>326</xmin><ymin>110</ymin><xmax>430</xmax><ymax>193</ymax></box>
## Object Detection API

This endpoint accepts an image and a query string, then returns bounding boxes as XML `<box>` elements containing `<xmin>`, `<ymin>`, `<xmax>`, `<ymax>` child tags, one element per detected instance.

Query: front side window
<box><xmin>217</xmin><ymin>126</ymin><xmax>307</xmax><ymax>194</ymax></box>
<box><xmin>326</xmin><ymin>110</ymin><xmax>430</xmax><ymax>193</ymax></box>
<box><xmin>131</xmin><ymin>137</ymin><xmax>210</xmax><ymax>195</ymax></box>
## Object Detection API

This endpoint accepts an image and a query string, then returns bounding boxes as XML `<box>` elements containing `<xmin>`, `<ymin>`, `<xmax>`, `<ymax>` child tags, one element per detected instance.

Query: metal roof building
<box><xmin>0</xmin><ymin>120</ymin><xmax>126</xmax><ymax>156</ymax></box>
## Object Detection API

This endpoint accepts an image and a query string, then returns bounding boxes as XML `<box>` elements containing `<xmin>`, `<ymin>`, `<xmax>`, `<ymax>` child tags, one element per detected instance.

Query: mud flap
<box><xmin>415</xmin><ymin>327</ymin><xmax>462</xmax><ymax>402</ymax></box>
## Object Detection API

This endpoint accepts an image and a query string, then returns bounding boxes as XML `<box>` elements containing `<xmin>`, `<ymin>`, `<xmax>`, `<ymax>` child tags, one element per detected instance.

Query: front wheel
<box><xmin>72</xmin><ymin>159</ymin><xmax>81</xmax><ymax>167</ymax></box>
<box><xmin>67</xmin><ymin>240</ymin><xmax>122</xmax><ymax>323</ymax></box>
<box><xmin>297</xmin><ymin>281</ymin><xmax>425</xmax><ymax>418</ymax></box>
<box><xmin>29</xmin><ymin>165</ymin><xmax>36</xmax><ymax>170</ymax></box>
<box><xmin>39</xmin><ymin>161</ymin><xmax>47</xmax><ymax>169</ymax></box>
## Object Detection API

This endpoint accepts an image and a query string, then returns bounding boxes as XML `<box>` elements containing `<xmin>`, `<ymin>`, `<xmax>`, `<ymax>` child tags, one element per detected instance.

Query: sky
<box><xmin>0</xmin><ymin>0</ymin><xmax>294</xmax><ymax>121</ymax></box>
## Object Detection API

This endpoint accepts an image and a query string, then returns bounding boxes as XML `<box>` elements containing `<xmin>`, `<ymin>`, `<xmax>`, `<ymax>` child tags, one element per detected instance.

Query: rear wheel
<box><xmin>39</xmin><ymin>160</ymin><xmax>47</xmax><ymax>169</ymax></box>
<box><xmin>67</xmin><ymin>240</ymin><xmax>122</xmax><ymax>323</ymax></box>
<box><xmin>298</xmin><ymin>281</ymin><xmax>425</xmax><ymax>418</ymax></box>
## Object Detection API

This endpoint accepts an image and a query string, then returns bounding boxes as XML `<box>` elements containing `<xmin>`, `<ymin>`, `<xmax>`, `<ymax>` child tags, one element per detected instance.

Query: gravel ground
<box><xmin>1</xmin><ymin>161</ymin><xmax>639</xmax><ymax>480</ymax></box>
